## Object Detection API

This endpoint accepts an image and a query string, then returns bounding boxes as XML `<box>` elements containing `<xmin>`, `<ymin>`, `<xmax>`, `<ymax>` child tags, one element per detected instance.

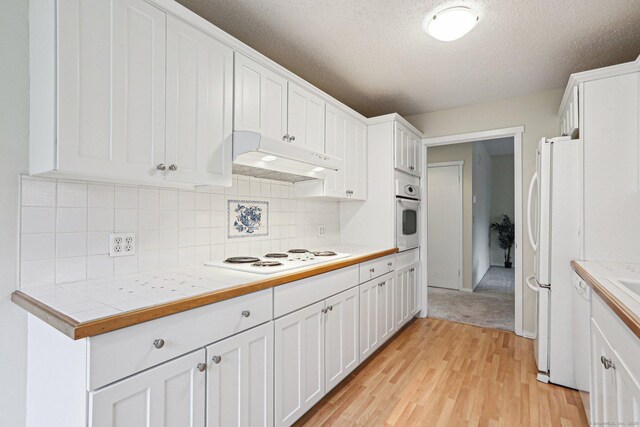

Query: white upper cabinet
<box><xmin>55</xmin><ymin>0</ymin><xmax>167</xmax><ymax>182</ymax></box>
<box><xmin>394</xmin><ymin>122</ymin><xmax>422</xmax><ymax>177</ymax></box>
<box><xmin>287</xmin><ymin>82</ymin><xmax>326</xmax><ymax>153</ymax></box>
<box><xmin>33</xmin><ymin>0</ymin><xmax>234</xmax><ymax>186</ymax></box>
<box><xmin>234</xmin><ymin>53</ymin><xmax>288</xmax><ymax>142</ymax></box>
<box><xmin>89</xmin><ymin>349</ymin><xmax>206</xmax><ymax>427</ymax></box>
<box><xmin>322</xmin><ymin>105</ymin><xmax>347</xmax><ymax>197</ymax></box>
<box><xmin>166</xmin><ymin>16</ymin><xmax>233</xmax><ymax>186</ymax></box>
<box><xmin>560</xmin><ymin>85</ymin><xmax>580</xmax><ymax>138</ymax></box>
<box><xmin>345</xmin><ymin>120</ymin><xmax>368</xmax><ymax>199</ymax></box>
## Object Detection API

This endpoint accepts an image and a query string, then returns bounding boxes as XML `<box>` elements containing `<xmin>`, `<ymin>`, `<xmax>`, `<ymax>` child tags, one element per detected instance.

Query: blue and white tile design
<box><xmin>227</xmin><ymin>200</ymin><xmax>269</xmax><ymax>238</ymax></box>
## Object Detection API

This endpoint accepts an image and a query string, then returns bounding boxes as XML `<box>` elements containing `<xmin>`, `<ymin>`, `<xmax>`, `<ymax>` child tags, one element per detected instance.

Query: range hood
<box><xmin>232</xmin><ymin>131</ymin><xmax>343</xmax><ymax>183</ymax></box>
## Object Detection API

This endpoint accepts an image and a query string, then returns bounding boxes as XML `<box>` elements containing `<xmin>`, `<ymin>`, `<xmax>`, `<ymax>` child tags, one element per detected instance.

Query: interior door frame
<box><xmin>426</xmin><ymin>161</ymin><xmax>464</xmax><ymax>291</ymax></box>
<box><xmin>421</xmin><ymin>126</ymin><xmax>525</xmax><ymax>337</ymax></box>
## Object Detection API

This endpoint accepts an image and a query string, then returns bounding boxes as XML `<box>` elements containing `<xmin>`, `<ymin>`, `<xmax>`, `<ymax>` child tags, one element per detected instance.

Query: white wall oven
<box><xmin>395</xmin><ymin>175</ymin><xmax>421</xmax><ymax>251</ymax></box>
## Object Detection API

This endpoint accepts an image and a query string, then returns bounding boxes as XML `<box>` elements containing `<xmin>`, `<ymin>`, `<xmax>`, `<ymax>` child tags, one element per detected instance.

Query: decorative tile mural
<box><xmin>227</xmin><ymin>200</ymin><xmax>269</xmax><ymax>238</ymax></box>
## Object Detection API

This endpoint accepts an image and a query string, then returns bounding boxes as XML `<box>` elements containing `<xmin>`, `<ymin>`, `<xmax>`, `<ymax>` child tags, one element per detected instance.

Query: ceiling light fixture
<box><xmin>423</xmin><ymin>6</ymin><xmax>479</xmax><ymax>42</ymax></box>
<box><xmin>261</xmin><ymin>155</ymin><xmax>277</xmax><ymax>162</ymax></box>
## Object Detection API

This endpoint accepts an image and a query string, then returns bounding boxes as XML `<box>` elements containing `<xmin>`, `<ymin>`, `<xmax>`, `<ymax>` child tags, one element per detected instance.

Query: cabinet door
<box><xmin>324</xmin><ymin>105</ymin><xmax>347</xmax><ymax>197</ymax></box>
<box><xmin>234</xmin><ymin>53</ymin><xmax>288</xmax><ymax>142</ymax></box>
<box><xmin>206</xmin><ymin>322</ymin><xmax>273</xmax><ymax>427</ymax></box>
<box><xmin>325</xmin><ymin>287</ymin><xmax>359</xmax><ymax>393</ymax></box>
<box><xmin>89</xmin><ymin>349</ymin><xmax>205</xmax><ymax>427</ymax></box>
<box><xmin>378</xmin><ymin>274</ymin><xmax>395</xmax><ymax>344</ymax></box>
<box><xmin>274</xmin><ymin>301</ymin><xmax>325</xmax><ymax>427</ymax></box>
<box><xmin>591</xmin><ymin>319</ymin><xmax>618</xmax><ymax>424</ymax></box>
<box><xmin>359</xmin><ymin>279</ymin><xmax>380</xmax><ymax>361</ymax></box>
<box><xmin>409</xmin><ymin>263</ymin><xmax>421</xmax><ymax>315</ymax></box>
<box><xmin>287</xmin><ymin>83</ymin><xmax>326</xmax><ymax>153</ymax></box>
<box><xmin>57</xmin><ymin>0</ymin><xmax>166</xmax><ymax>181</ymax></box>
<box><xmin>394</xmin><ymin>124</ymin><xmax>413</xmax><ymax>175</ymax></box>
<box><xmin>344</xmin><ymin>119</ymin><xmax>368</xmax><ymax>200</ymax></box>
<box><xmin>614</xmin><ymin>349</ymin><xmax>640</xmax><ymax>423</ymax></box>
<box><xmin>411</xmin><ymin>136</ymin><xmax>422</xmax><ymax>177</ymax></box>
<box><xmin>395</xmin><ymin>266</ymin><xmax>412</xmax><ymax>329</ymax></box>
<box><xmin>165</xmin><ymin>17</ymin><xmax>233</xmax><ymax>186</ymax></box>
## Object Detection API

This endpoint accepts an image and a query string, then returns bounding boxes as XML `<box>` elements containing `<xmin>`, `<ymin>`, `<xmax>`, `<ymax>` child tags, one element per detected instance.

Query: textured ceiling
<box><xmin>176</xmin><ymin>0</ymin><xmax>640</xmax><ymax>117</ymax></box>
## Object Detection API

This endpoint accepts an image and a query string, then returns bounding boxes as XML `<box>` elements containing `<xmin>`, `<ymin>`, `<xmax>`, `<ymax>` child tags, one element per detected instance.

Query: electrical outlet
<box><xmin>110</xmin><ymin>232</ymin><xmax>136</xmax><ymax>257</ymax></box>
<box><xmin>318</xmin><ymin>225</ymin><xmax>326</xmax><ymax>237</ymax></box>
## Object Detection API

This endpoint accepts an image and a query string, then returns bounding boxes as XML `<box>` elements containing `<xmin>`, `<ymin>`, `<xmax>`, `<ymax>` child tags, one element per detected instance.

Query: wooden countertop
<box><xmin>12</xmin><ymin>248</ymin><xmax>398</xmax><ymax>340</ymax></box>
<box><xmin>571</xmin><ymin>260</ymin><xmax>640</xmax><ymax>339</ymax></box>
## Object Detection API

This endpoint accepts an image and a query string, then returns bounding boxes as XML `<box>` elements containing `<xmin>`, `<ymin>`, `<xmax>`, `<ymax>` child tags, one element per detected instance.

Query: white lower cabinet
<box><xmin>274</xmin><ymin>301</ymin><xmax>325</xmax><ymax>427</ymax></box>
<box><xmin>359</xmin><ymin>272</ymin><xmax>395</xmax><ymax>361</ymax></box>
<box><xmin>395</xmin><ymin>263</ymin><xmax>420</xmax><ymax>330</ymax></box>
<box><xmin>89</xmin><ymin>349</ymin><xmax>206</xmax><ymax>427</ymax></box>
<box><xmin>325</xmin><ymin>286</ymin><xmax>360</xmax><ymax>393</ymax></box>
<box><xmin>206</xmin><ymin>322</ymin><xmax>274</xmax><ymax>427</ymax></box>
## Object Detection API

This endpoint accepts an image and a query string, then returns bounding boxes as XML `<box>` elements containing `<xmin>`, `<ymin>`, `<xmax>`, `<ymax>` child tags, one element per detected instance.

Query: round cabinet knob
<box><xmin>168</xmin><ymin>164</ymin><xmax>177</xmax><ymax>171</ymax></box>
<box><xmin>197</xmin><ymin>363</ymin><xmax>207</xmax><ymax>372</ymax></box>
<box><xmin>282</xmin><ymin>134</ymin><xmax>290</xmax><ymax>142</ymax></box>
<box><xmin>241</xmin><ymin>310</ymin><xmax>251</xmax><ymax>318</ymax></box>
<box><xmin>153</xmin><ymin>339</ymin><xmax>165</xmax><ymax>349</ymax></box>
<box><xmin>212</xmin><ymin>355</ymin><xmax>222</xmax><ymax>364</ymax></box>
<box><xmin>328</xmin><ymin>305</ymin><xmax>333</xmax><ymax>311</ymax></box>
<box><xmin>156</xmin><ymin>163</ymin><xmax>166</xmax><ymax>171</ymax></box>
<box><xmin>289</xmin><ymin>135</ymin><xmax>295</xmax><ymax>142</ymax></box>
<box><xmin>370</xmin><ymin>268</ymin><xmax>375</xmax><ymax>273</ymax></box>
<box><xmin>388</xmin><ymin>262</ymin><xmax>393</xmax><ymax>267</ymax></box>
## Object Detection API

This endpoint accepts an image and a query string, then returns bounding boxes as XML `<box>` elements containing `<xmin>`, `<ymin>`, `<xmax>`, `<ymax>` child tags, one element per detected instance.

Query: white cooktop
<box><xmin>205</xmin><ymin>252</ymin><xmax>352</xmax><ymax>275</ymax></box>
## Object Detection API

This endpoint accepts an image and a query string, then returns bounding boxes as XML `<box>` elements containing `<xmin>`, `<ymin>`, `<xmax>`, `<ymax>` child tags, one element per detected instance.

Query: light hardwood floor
<box><xmin>296</xmin><ymin>318</ymin><xmax>588</xmax><ymax>426</ymax></box>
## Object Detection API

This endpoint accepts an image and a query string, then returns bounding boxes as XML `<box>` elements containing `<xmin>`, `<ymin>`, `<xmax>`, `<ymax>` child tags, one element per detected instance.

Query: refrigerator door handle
<box><xmin>526</xmin><ymin>275</ymin><xmax>539</xmax><ymax>293</ymax></box>
<box><xmin>527</xmin><ymin>172</ymin><xmax>538</xmax><ymax>251</ymax></box>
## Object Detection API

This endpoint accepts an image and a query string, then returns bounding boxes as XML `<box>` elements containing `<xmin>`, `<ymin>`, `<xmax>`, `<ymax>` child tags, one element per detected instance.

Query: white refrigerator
<box><xmin>526</xmin><ymin>136</ymin><xmax>581</xmax><ymax>387</ymax></box>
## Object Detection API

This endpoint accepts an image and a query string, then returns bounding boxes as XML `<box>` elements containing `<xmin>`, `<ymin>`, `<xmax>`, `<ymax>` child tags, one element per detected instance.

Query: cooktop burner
<box><xmin>312</xmin><ymin>251</ymin><xmax>337</xmax><ymax>256</ymax></box>
<box><xmin>288</xmin><ymin>249</ymin><xmax>309</xmax><ymax>254</ymax></box>
<box><xmin>224</xmin><ymin>257</ymin><xmax>260</xmax><ymax>264</ymax></box>
<box><xmin>252</xmin><ymin>260</ymin><xmax>283</xmax><ymax>267</ymax></box>
<box><xmin>264</xmin><ymin>253</ymin><xmax>289</xmax><ymax>258</ymax></box>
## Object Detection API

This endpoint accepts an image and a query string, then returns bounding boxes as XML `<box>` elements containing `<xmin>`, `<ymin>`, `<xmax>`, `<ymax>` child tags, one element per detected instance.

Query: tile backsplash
<box><xmin>19</xmin><ymin>175</ymin><xmax>340</xmax><ymax>288</ymax></box>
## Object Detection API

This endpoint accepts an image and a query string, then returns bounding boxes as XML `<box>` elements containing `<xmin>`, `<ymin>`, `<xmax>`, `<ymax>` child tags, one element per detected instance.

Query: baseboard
<box><xmin>459</xmin><ymin>288</ymin><xmax>473</xmax><ymax>293</ymax></box>
<box><xmin>521</xmin><ymin>330</ymin><xmax>536</xmax><ymax>339</ymax></box>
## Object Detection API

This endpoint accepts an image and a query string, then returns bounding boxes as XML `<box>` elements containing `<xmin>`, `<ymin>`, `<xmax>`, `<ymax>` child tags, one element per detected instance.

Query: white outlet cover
<box><xmin>318</xmin><ymin>225</ymin><xmax>326</xmax><ymax>237</ymax></box>
<box><xmin>110</xmin><ymin>232</ymin><xmax>136</xmax><ymax>257</ymax></box>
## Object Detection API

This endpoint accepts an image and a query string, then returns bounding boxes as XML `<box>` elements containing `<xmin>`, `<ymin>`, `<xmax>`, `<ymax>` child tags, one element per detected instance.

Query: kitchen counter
<box><xmin>12</xmin><ymin>246</ymin><xmax>398</xmax><ymax>340</ymax></box>
<box><xmin>572</xmin><ymin>260</ymin><xmax>640</xmax><ymax>338</ymax></box>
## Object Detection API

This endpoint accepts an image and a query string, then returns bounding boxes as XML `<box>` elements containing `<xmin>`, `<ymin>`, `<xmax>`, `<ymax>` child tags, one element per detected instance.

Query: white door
<box><xmin>359</xmin><ymin>278</ymin><xmax>380</xmax><ymax>361</ymax></box>
<box><xmin>57</xmin><ymin>0</ymin><xmax>166</xmax><ymax>181</ymax></box>
<box><xmin>287</xmin><ymin>82</ymin><xmax>326</xmax><ymax>153</ymax></box>
<box><xmin>613</xmin><ymin>350</ymin><xmax>640</xmax><ymax>423</ymax></box>
<box><xmin>324</xmin><ymin>106</ymin><xmax>347</xmax><ymax>197</ymax></box>
<box><xmin>411</xmin><ymin>136</ymin><xmax>422</xmax><ymax>177</ymax></box>
<box><xmin>234</xmin><ymin>53</ymin><xmax>288</xmax><ymax>143</ymax></box>
<box><xmin>206</xmin><ymin>322</ymin><xmax>273</xmax><ymax>427</ymax></box>
<box><xmin>591</xmin><ymin>319</ymin><xmax>619</xmax><ymax>424</ymax></box>
<box><xmin>395</xmin><ymin>266</ymin><xmax>412</xmax><ymax>329</ymax></box>
<box><xmin>325</xmin><ymin>287</ymin><xmax>359</xmax><ymax>393</ymax></box>
<box><xmin>89</xmin><ymin>350</ymin><xmax>206</xmax><ymax>427</ymax></box>
<box><xmin>378</xmin><ymin>273</ymin><xmax>396</xmax><ymax>344</ymax></box>
<box><xmin>427</xmin><ymin>163</ymin><xmax>463</xmax><ymax>290</ymax></box>
<box><xmin>394</xmin><ymin>124</ymin><xmax>411</xmax><ymax>174</ymax></box>
<box><xmin>165</xmin><ymin>16</ymin><xmax>233</xmax><ymax>186</ymax></box>
<box><xmin>409</xmin><ymin>263</ymin><xmax>421</xmax><ymax>315</ymax></box>
<box><xmin>274</xmin><ymin>301</ymin><xmax>325</xmax><ymax>427</ymax></box>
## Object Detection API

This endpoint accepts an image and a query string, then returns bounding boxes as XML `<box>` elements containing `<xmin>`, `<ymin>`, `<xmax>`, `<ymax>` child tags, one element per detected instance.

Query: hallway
<box><xmin>428</xmin><ymin>266</ymin><xmax>515</xmax><ymax>331</ymax></box>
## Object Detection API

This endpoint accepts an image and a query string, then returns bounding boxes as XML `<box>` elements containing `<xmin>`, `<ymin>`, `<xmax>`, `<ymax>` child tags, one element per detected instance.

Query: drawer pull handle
<box><xmin>153</xmin><ymin>339</ymin><xmax>165</xmax><ymax>349</ymax></box>
<box><xmin>242</xmin><ymin>310</ymin><xmax>251</xmax><ymax>318</ymax></box>
<box><xmin>197</xmin><ymin>363</ymin><xmax>207</xmax><ymax>372</ymax></box>
<box><xmin>212</xmin><ymin>355</ymin><xmax>222</xmax><ymax>364</ymax></box>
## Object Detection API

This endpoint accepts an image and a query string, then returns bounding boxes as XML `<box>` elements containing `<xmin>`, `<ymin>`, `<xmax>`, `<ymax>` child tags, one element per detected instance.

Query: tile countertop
<box><xmin>572</xmin><ymin>260</ymin><xmax>640</xmax><ymax>339</ymax></box>
<box><xmin>12</xmin><ymin>246</ymin><xmax>398</xmax><ymax>340</ymax></box>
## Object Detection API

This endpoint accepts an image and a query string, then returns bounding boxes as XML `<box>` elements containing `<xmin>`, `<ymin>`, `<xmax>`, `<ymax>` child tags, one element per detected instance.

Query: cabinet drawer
<box><xmin>359</xmin><ymin>255</ymin><xmax>395</xmax><ymax>283</ymax></box>
<box><xmin>273</xmin><ymin>266</ymin><xmax>358</xmax><ymax>318</ymax></box>
<box><xmin>88</xmin><ymin>289</ymin><xmax>272</xmax><ymax>390</ymax></box>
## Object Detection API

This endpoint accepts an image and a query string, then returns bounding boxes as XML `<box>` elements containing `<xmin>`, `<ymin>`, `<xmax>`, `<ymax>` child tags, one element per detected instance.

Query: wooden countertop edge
<box><xmin>571</xmin><ymin>260</ymin><xmax>640</xmax><ymax>339</ymax></box>
<box><xmin>13</xmin><ymin>248</ymin><xmax>399</xmax><ymax>340</ymax></box>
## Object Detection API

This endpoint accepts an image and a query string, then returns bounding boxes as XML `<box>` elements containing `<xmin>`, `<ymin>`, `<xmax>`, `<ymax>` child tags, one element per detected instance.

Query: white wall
<box><xmin>407</xmin><ymin>88</ymin><xmax>563</xmax><ymax>335</ymax></box>
<box><xmin>490</xmin><ymin>154</ymin><xmax>515</xmax><ymax>266</ymax></box>
<box><xmin>472</xmin><ymin>143</ymin><xmax>492</xmax><ymax>288</ymax></box>
<box><xmin>0</xmin><ymin>0</ymin><xmax>28</xmax><ymax>425</ymax></box>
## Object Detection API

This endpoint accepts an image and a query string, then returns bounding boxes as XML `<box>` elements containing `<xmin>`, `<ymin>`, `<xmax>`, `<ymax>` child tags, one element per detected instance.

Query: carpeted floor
<box><xmin>427</xmin><ymin>266</ymin><xmax>515</xmax><ymax>331</ymax></box>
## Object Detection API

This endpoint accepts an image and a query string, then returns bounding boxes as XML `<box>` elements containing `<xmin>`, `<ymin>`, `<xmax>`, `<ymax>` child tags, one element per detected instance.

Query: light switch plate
<box><xmin>318</xmin><ymin>225</ymin><xmax>326</xmax><ymax>237</ymax></box>
<box><xmin>110</xmin><ymin>232</ymin><xmax>136</xmax><ymax>257</ymax></box>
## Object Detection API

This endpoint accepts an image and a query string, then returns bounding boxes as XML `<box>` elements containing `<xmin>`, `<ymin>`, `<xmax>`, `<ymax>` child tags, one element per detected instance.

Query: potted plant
<box><xmin>490</xmin><ymin>214</ymin><xmax>515</xmax><ymax>268</ymax></box>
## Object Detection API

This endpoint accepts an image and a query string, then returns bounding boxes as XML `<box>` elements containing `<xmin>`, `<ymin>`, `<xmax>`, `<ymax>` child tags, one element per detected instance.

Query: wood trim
<box><xmin>13</xmin><ymin>248</ymin><xmax>398</xmax><ymax>340</ymax></box>
<box><xmin>572</xmin><ymin>260</ymin><xmax>640</xmax><ymax>339</ymax></box>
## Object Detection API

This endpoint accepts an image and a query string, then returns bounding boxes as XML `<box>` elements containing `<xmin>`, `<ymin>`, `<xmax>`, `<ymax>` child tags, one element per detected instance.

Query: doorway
<box><xmin>420</xmin><ymin>127</ymin><xmax>524</xmax><ymax>336</ymax></box>
<box><xmin>427</xmin><ymin>162</ymin><xmax>463</xmax><ymax>290</ymax></box>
